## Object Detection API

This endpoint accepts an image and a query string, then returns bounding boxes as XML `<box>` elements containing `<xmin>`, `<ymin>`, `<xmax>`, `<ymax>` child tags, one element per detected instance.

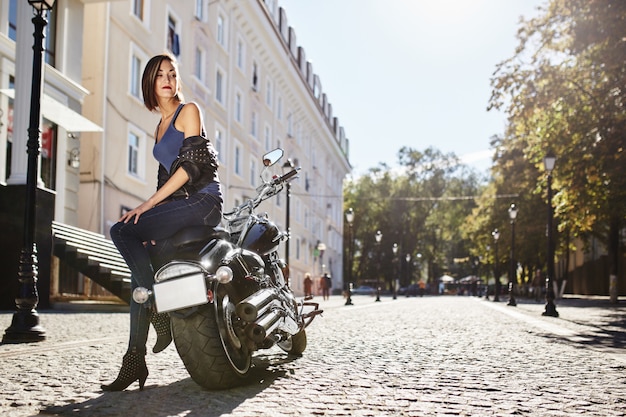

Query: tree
<box><xmin>489</xmin><ymin>0</ymin><xmax>626</xmax><ymax>298</ymax></box>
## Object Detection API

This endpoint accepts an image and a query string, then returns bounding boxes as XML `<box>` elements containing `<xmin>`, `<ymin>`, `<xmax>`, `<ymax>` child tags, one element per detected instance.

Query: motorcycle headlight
<box><xmin>132</xmin><ymin>287</ymin><xmax>152</xmax><ymax>304</ymax></box>
<box><xmin>155</xmin><ymin>262</ymin><xmax>205</xmax><ymax>283</ymax></box>
<box><xmin>215</xmin><ymin>266</ymin><xmax>234</xmax><ymax>284</ymax></box>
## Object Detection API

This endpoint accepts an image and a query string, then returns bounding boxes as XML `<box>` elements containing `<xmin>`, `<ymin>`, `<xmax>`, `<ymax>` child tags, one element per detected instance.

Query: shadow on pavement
<box><xmin>39</xmin><ymin>353</ymin><xmax>294</xmax><ymax>417</ymax></box>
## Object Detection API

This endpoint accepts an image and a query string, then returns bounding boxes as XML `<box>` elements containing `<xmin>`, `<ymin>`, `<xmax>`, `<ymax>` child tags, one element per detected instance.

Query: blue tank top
<box><xmin>153</xmin><ymin>104</ymin><xmax>185</xmax><ymax>173</ymax></box>
<box><xmin>152</xmin><ymin>104</ymin><xmax>222</xmax><ymax>197</ymax></box>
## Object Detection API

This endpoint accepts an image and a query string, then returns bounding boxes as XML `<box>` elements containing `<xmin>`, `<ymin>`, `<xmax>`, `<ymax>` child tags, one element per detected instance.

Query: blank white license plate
<box><xmin>153</xmin><ymin>273</ymin><xmax>208</xmax><ymax>313</ymax></box>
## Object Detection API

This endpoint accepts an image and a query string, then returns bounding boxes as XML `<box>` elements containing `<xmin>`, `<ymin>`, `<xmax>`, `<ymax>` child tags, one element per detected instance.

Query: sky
<box><xmin>278</xmin><ymin>0</ymin><xmax>546</xmax><ymax>175</ymax></box>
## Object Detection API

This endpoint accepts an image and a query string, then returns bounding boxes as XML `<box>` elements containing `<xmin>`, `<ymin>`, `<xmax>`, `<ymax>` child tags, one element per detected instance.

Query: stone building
<box><xmin>0</xmin><ymin>0</ymin><xmax>350</xmax><ymax>305</ymax></box>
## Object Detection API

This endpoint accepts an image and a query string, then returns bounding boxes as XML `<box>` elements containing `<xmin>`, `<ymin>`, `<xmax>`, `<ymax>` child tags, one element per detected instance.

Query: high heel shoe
<box><xmin>101</xmin><ymin>347</ymin><xmax>148</xmax><ymax>391</ymax></box>
<box><xmin>151</xmin><ymin>311</ymin><xmax>172</xmax><ymax>353</ymax></box>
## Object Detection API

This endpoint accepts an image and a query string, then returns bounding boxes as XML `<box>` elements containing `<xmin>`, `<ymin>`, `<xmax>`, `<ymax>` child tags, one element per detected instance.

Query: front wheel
<box><xmin>171</xmin><ymin>290</ymin><xmax>251</xmax><ymax>389</ymax></box>
<box><xmin>277</xmin><ymin>328</ymin><xmax>307</xmax><ymax>356</ymax></box>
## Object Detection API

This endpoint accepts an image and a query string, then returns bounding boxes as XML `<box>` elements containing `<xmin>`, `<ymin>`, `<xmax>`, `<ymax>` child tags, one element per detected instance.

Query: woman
<box><xmin>102</xmin><ymin>54</ymin><xmax>222</xmax><ymax>391</ymax></box>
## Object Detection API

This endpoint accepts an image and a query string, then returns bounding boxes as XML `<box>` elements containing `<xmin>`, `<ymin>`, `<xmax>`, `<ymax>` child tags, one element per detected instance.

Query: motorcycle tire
<box><xmin>171</xmin><ymin>292</ymin><xmax>251</xmax><ymax>390</ymax></box>
<box><xmin>277</xmin><ymin>328</ymin><xmax>307</xmax><ymax>356</ymax></box>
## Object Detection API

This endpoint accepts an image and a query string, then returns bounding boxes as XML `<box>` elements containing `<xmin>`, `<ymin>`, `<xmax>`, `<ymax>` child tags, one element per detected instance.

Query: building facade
<box><xmin>0</xmin><ymin>0</ymin><xmax>350</xmax><ymax>302</ymax></box>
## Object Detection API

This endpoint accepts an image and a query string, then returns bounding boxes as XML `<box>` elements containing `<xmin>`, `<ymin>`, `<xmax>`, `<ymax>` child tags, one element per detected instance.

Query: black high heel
<box><xmin>151</xmin><ymin>311</ymin><xmax>172</xmax><ymax>353</ymax></box>
<box><xmin>101</xmin><ymin>347</ymin><xmax>148</xmax><ymax>391</ymax></box>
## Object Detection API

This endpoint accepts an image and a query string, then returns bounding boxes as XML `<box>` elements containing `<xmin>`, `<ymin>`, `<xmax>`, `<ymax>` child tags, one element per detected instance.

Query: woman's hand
<box><xmin>119</xmin><ymin>200</ymin><xmax>155</xmax><ymax>224</ymax></box>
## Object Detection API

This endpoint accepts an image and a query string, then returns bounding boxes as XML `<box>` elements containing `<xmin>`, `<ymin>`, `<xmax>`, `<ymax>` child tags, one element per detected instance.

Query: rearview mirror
<box><xmin>262</xmin><ymin>149</ymin><xmax>284</xmax><ymax>167</ymax></box>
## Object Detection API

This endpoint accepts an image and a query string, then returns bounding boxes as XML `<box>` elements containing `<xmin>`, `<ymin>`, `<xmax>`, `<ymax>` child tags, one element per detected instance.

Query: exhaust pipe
<box><xmin>245</xmin><ymin>309</ymin><xmax>283</xmax><ymax>342</ymax></box>
<box><xmin>236</xmin><ymin>288</ymin><xmax>277</xmax><ymax>322</ymax></box>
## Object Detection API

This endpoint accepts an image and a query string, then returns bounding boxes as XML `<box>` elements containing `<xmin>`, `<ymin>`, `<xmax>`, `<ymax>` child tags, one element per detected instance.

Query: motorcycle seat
<box><xmin>170</xmin><ymin>225</ymin><xmax>230</xmax><ymax>248</ymax></box>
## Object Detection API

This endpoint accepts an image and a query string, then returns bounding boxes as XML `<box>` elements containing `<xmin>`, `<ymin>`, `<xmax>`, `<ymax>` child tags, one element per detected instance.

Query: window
<box><xmin>252</xmin><ymin>61</ymin><xmax>259</xmax><ymax>91</ymax></box>
<box><xmin>127</xmin><ymin>126</ymin><xmax>146</xmax><ymax>179</ymax></box>
<box><xmin>236</xmin><ymin>37</ymin><xmax>245</xmax><ymax>70</ymax></box>
<box><xmin>265</xmin><ymin>79</ymin><xmax>272</xmax><ymax>107</ymax></box>
<box><xmin>216</xmin><ymin>69</ymin><xmax>224</xmax><ymax>104</ymax></box>
<box><xmin>194</xmin><ymin>47</ymin><xmax>205</xmax><ymax>83</ymax></box>
<box><xmin>235</xmin><ymin>91</ymin><xmax>243</xmax><ymax>123</ymax></box>
<box><xmin>250</xmin><ymin>159</ymin><xmax>256</xmax><ymax>187</ymax></box>
<box><xmin>130</xmin><ymin>54</ymin><xmax>142</xmax><ymax>98</ymax></box>
<box><xmin>277</xmin><ymin>96</ymin><xmax>282</xmax><ymax>120</ymax></box>
<box><xmin>217</xmin><ymin>15</ymin><xmax>225</xmax><ymax>47</ymax></box>
<box><xmin>130</xmin><ymin>45</ymin><xmax>147</xmax><ymax>99</ymax></box>
<box><xmin>195</xmin><ymin>0</ymin><xmax>205</xmax><ymax>21</ymax></box>
<box><xmin>287</xmin><ymin>113</ymin><xmax>293</xmax><ymax>137</ymax></box>
<box><xmin>40</xmin><ymin>123</ymin><xmax>57</xmax><ymax>190</ymax></box>
<box><xmin>167</xmin><ymin>14</ymin><xmax>180</xmax><ymax>56</ymax></box>
<box><xmin>250</xmin><ymin>111</ymin><xmax>257</xmax><ymax>138</ymax></box>
<box><xmin>214</xmin><ymin>127</ymin><xmax>224</xmax><ymax>163</ymax></box>
<box><xmin>234</xmin><ymin>144</ymin><xmax>241</xmax><ymax>176</ymax></box>
<box><xmin>132</xmin><ymin>0</ymin><xmax>144</xmax><ymax>20</ymax></box>
<box><xmin>264</xmin><ymin>125</ymin><xmax>271</xmax><ymax>151</ymax></box>
<box><xmin>8</xmin><ymin>0</ymin><xmax>17</xmax><ymax>40</ymax></box>
<box><xmin>128</xmin><ymin>132</ymin><xmax>140</xmax><ymax>176</ymax></box>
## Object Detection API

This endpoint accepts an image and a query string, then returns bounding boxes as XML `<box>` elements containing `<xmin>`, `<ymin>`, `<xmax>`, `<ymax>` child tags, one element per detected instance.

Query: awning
<box><xmin>0</xmin><ymin>88</ymin><xmax>103</xmax><ymax>133</ymax></box>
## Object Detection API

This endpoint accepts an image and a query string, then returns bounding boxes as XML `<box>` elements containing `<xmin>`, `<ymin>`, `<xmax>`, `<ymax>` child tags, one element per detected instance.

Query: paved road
<box><xmin>1</xmin><ymin>295</ymin><xmax>625</xmax><ymax>416</ymax></box>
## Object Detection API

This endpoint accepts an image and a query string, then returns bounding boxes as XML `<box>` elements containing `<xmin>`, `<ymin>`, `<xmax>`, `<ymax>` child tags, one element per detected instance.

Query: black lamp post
<box><xmin>543</xmin><ymin>154</ymin><xmax>559</xmax><ymax>317</ymax></box>
<box><xmin>3</xmin><ymin>0</ymin><xmax>56</xmax><ymax>344</ymax></box>
<box><xmin>507</xmin><ymin>203</ymin><xmax>518</xmax><ymax>306</ymax></box>
<box><xmin>375</xmin><ymin>230</ymin><xmax>382</xmax><ymax>302</ymax></box>
<box><xmin>492</xmin><ymin>229</ymin><xmax>500</xmax><ymax>302</ymax></box>
<box><xmin>405</xmin><ymin>253</ymin><xmax>411</xmax><ymax>297</ymax></box>
<box><xmin>485</xmin><ymin>246</ymin><xmax>490</xmax><ymax>300</ymax></box>
<box><xmin>282</xmin><ymin>158</ymin><xmax>294</xmax><ymax>269</ymax></box>
<box><xmin>392</xmin><ymin>243</ymin><xmax>398</xmax><ymax>299</ymax></box>
<box><xmin>345</xmin><ymin>208</ymin><xmax>354</xmax><ymax>306</ymax></box>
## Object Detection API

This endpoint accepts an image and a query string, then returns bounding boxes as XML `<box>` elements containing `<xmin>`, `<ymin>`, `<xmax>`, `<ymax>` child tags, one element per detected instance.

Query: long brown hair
<box><xmin>141</xmin><ymin>53</ymin><xmax>184</xmax><ymax>112</ymax></box>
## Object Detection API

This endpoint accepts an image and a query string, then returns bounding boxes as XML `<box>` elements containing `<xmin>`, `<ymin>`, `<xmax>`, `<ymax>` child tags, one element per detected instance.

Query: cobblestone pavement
<box><xmin>1</xmin><ymin>294</ymin><xmax>625</xmax><ymax>417</ymax></box>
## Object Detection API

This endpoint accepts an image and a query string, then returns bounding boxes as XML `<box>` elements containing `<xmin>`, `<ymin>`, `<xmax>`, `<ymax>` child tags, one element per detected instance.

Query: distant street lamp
<box><xmin>3</xmin><ymin>0</ymin><xmax>57</xmax><ymax>344</ymax></box>
<box><xmin>543</xmin><ymin>154</ymin><xmax>559</xmax><ymax>317</ymax></box>
<box><xmin>507</xmin><ymin>203</ymin><xmax>518</xmax><ymax>306</ymax></box>
<box><xmin>375</xmin><ymin>230</ymin><xmax>382</xmax><ymax>302</ymax></box>
<box><xmin>405</xmin><ymin>253</ymin><xmax>411</xmax><ymax>297</ymax></box>
<box><xmin>345</xmin><ymin>208</ymin><xmax>354</xmax><ymax>306</ymax></box>
<box><xmin>392</xmin><ymin>243</ymin><xmax>398</xmax><ymax>299</ymax></box>
<box><xmin>282</xmin><ymin>158</ymin><xmax>294</xmax><ymax>270</ymax></box>
<box><xmin>492</xmin><ymin>229</ymin><xmax>501</xmax><ymax>302</ymax></box>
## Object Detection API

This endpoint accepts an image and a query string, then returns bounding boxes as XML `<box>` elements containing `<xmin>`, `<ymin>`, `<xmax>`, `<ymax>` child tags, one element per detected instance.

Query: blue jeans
<box><xmin>110</xmin><ymin>192</ymin><xmax>223</xmax><ymax>352</ymax></box>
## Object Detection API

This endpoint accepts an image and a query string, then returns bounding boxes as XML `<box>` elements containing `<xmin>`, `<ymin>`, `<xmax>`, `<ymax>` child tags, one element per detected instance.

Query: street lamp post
<box><xmin>492</xmin><ymin>229</ymin><xmax>500</xmax><ymax>302</ymax></box>
<box><xmin>507</xmin><ymin>203</ymin><xmax>518</xmax><ymax>306</ymax></box>
<box><xmin>3</xmin><ymin>0</ymin><xmax>56</xmax><ymax>344</ymax></box>
<box><xmin>282</xmin><ymin>159</ymin><xmax>294</xmax><ymax>271</ymax></box>
<box><xmin>345</xmin><ymin>208</ymin><xmax>354</xmax><ymax>306</ymax></box>
<box><xmin>543</xmin><ymin>154</ymin><xmax>559</xmax><ymax>317</ymax></box>
<box><xmin>405</xmin><ymin>253</ymin><xmax>411</xmax><ymax>297</ymax></box>
<box><xmin>392</xmin><ymin>243</ymin><xmax>398</xmax><ymax>299</ymax></box>
<box><xmin>375</xmin><ymin>230</ymin><xmax>382</xmax><ymax>302</ymax></box>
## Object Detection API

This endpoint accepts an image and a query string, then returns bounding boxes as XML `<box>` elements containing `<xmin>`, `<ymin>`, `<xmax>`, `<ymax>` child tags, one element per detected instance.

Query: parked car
<box><xmin>351</xmin><ymin>285</ymin><xmax>376</xmax><ymax>295</ymax></box>
<box><xmin>398</xmin><ymin>284</ymin><xmax>420</xmax><ymax>296</ymax></box>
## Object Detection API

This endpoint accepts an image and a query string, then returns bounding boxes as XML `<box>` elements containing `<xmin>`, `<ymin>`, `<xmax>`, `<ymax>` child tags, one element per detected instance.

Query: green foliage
<box><xmin>343</xmin><ymin>147</ymin><xmax>483</xmax><ymax>287</ymax></box>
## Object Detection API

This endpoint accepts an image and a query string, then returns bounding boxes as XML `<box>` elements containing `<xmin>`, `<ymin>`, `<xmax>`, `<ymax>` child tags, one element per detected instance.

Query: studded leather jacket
<box><xmin>157</xmin><ymin>135</ymin><xmax>219</xmax><ymax>200</ymax></box>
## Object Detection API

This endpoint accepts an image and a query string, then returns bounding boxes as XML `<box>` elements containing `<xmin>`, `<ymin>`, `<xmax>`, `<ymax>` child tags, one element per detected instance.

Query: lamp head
<box><xmin>543</xmin><ymin>153</ymin><xmax>556</xmax><ymax>172</ymax></box>
<box><xmin>345</xmin><ymin>207</ymin><xmax>354</xmax><ymax>224</ymax></box>
<box><xmin>375</xmin><ymin>230</ymin><xmax>382</xmax><ymax>243</ymax></box>
<box><xmin>508</xmin><ymin>203</ymin><xmax>518</xmax><ymax>221</ymax></box>
<box><xmin>28</xmin><ymin>0</ymin><xmax>56</xmax><ymax>12</ymax></box>
<box><xmin>492</xmin><ymin>229</ymin><xmax>500</xmax><ymax>241</ymax></box>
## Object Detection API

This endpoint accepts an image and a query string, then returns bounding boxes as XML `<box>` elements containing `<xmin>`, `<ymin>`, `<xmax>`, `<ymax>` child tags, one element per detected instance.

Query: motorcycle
<box><xmin>132</xmin><ymin>148</ymin><xmax>322</xmax><ymax>389</ymax></box>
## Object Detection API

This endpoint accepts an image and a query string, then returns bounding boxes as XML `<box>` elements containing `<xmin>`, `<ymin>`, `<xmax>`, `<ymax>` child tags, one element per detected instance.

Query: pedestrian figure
<box><xmin>304</xmin><ymin>273</ymin><xmax>313</xmax><ymax>298</ymax></box>
<box><xmin>103</xmin><ymin>53</ymin><xmax>222</xmax><ymax>392</ymax></box>
<box><xmin>321</xmin><ymin>273</ymin><xmax>331</xmax><ymax>300</ymax></box>
<box><xmin>418</xmin><ymin>280</ymin><xmax>426</xmax><ymax>297</ymax></box>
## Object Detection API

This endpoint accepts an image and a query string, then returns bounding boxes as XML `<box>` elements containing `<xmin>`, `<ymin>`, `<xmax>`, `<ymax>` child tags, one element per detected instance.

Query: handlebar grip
<box><xmin>279</xmin><ymin>168</ymin><xmax>299</xmax><ymax>182</ymax></box>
